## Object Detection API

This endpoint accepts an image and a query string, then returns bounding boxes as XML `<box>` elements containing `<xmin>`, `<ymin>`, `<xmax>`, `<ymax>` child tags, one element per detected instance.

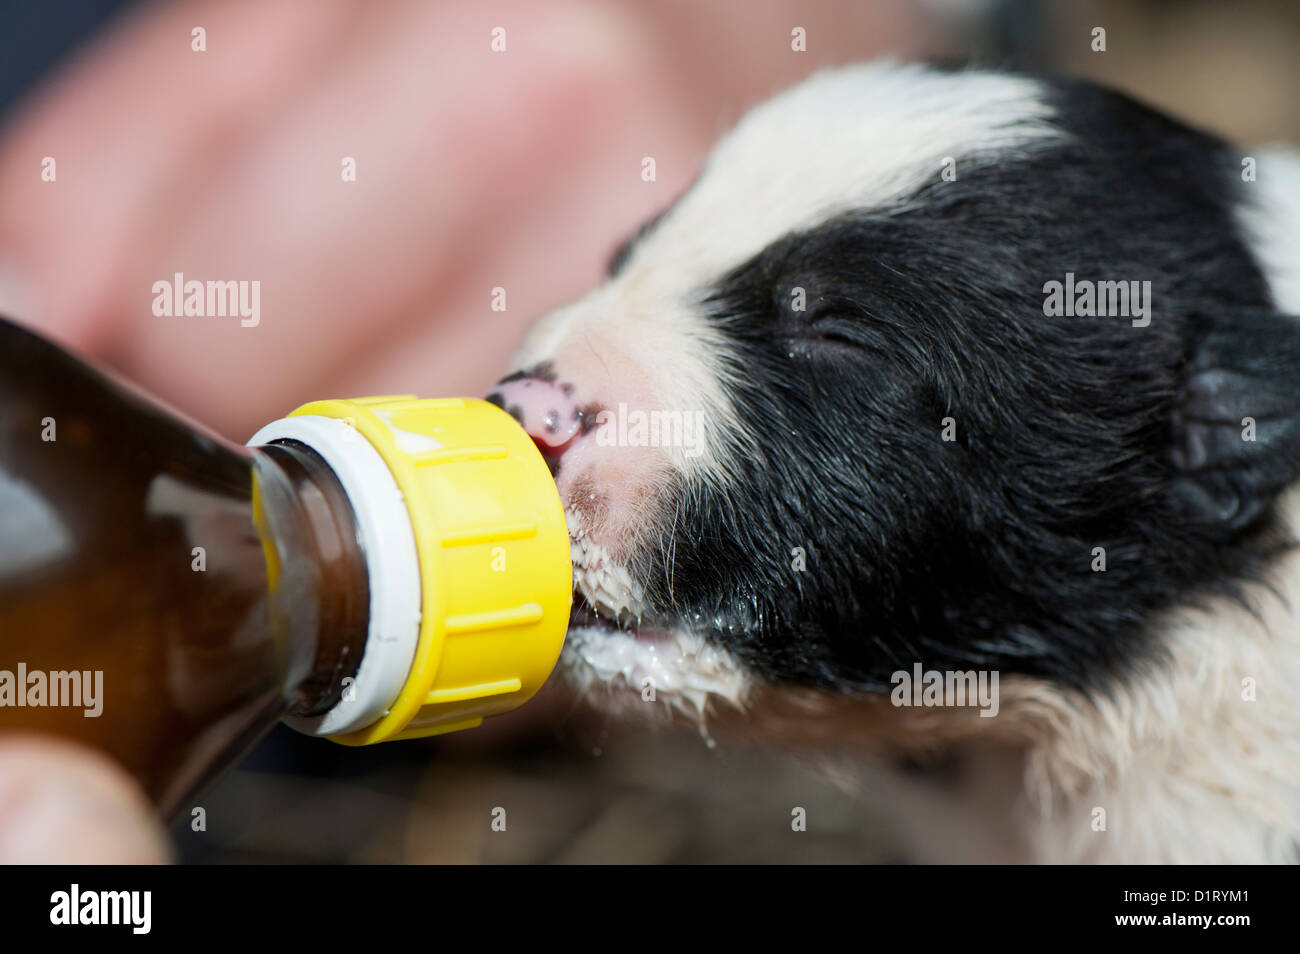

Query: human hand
<box><xmin>0</xmin><ymin>0</ymin><xmax>919</xmax><ymax>440</ymax></box>
<box><xmin>0</xmin><ymin>0</ymin><xmax>706</xmax><ymax>439</ymax></box>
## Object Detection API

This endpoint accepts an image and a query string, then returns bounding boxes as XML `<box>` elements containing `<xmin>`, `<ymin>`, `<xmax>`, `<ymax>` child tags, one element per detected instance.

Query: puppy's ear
<box><xmin>1172</xmin><ymin>308</ymin><xmax>1300</xmax><ymax>534</ymax></box>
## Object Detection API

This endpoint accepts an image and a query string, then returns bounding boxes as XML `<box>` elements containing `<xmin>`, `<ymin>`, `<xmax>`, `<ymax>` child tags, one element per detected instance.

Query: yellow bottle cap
<box><xmin>250</xmin><ymin>397</ymin><xmax>571</xmax><ymax>744</ymax></box>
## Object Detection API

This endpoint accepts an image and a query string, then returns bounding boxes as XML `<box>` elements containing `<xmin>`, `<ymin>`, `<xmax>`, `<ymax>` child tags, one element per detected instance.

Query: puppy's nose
<box><xmin>487</xmin><ymin>376</ymin><xmax>585</xmax><ymax>459</ymax></box>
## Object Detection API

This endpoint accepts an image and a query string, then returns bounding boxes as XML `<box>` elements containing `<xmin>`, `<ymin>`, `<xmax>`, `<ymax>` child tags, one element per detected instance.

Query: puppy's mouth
<box><xmin>567</xmin><ymin>597</ymin><xmax>672</xmax><ymax>644</ymax></box>
<box><xmin>562</xmin><ymin>527</ymin><xmax>751</xmax><ymax>719</ymax></box>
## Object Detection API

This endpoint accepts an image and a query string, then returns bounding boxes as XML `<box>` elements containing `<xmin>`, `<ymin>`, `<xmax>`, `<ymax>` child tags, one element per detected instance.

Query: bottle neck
<box><xmin>250</xmin><ymin>441</ymin><xmax>370</xmax><ymax>718</ymax></box>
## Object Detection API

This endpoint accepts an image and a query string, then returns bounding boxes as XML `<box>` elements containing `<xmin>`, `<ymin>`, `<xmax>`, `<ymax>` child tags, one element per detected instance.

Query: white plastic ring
<box><xmin>248</xmin><ymin>415</ymin><xmax>421</xmax><ymax>736</ymax></box>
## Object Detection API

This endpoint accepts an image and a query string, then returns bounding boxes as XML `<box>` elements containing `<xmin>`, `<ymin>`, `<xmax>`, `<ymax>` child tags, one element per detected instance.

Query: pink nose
<box><xmin>488</xmin><ymin>375</ymin><xmax>586</xmax><ymax>458</ymax></box>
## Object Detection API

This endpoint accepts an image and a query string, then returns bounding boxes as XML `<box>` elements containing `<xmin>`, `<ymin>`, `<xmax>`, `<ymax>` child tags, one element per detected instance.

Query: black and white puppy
<box><xmin>488</xmin><ymin>62</ymin><xmax>1300</xmax><ymax>864</ymax></box>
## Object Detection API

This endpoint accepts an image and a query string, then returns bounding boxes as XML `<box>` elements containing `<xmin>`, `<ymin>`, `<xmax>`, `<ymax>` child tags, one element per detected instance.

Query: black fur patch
<box><xmin>628</xmin><ymin>75</ymin><xmax>1300</xmax><ymax>693</ymax></box>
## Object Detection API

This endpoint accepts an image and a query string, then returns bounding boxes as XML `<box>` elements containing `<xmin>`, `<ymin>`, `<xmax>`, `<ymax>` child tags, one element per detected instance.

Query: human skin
<box><xmin>0</xmin><ymin>734</ymin><xmax>169</xmax><ymax>864</ymax></box>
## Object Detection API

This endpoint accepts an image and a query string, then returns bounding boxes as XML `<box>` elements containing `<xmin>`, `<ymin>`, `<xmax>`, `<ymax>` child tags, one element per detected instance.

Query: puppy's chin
<box><xmin>556</xmin><ymin>623</ymin><xmax>1002</xmax><ymax>764</ymax></box>
<box><xmin>559</xmin><ymin>617</ymin><xmax>752</xmax><ymax>724</ymax></box>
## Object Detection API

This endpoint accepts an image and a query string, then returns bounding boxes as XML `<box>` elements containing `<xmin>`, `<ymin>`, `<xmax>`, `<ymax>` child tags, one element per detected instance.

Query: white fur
<box><xmin>1237</xmin><ymin>146</ymin><xmax>1300</xmax><ymax>312</ymax></box>
<box><xmin>626</xmin><ymin>62</ymin><xmax>1061</xmax><ymax>285</ymax></box>
<box><xmin>1002</xmin><ymin>489</ymin><xmax>1300</xmax><ymax>862</ymax></box>
<box><xmin>561</xmin><ymin>625</ymin><xmax>750</xmax><ymax>724</ymax></box>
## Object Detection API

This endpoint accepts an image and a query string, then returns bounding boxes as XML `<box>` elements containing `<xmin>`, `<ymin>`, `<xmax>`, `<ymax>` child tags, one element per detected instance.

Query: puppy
<box><xmin>488</xmin><ymin>62</ymin><xmax>1300</xmax><ymax>863</ymax></box>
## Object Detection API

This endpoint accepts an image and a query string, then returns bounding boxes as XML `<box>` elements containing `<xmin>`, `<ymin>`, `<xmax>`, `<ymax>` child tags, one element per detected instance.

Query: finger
<box><xmin>0</xmin><ymin>734</ymin><xmax>169</xmax><ymax>864</ymax></box>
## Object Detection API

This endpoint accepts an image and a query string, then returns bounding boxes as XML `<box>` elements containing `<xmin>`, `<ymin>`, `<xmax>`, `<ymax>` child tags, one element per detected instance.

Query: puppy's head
<box><xmin>488</xmin><ymin>63</ymin><xmax>1300</xmax><ymax>721</ymax></box>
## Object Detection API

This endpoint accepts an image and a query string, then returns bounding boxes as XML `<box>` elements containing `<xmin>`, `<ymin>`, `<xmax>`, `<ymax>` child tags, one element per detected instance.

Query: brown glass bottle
<box><xmin>0</xmin><ymin>317</ymin><xmax>370</xmax><ymax>820</ymax></box>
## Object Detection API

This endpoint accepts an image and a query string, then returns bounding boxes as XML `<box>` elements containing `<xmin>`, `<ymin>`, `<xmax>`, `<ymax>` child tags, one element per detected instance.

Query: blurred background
<box><xmin>0</xmin><ymin>0</ymin><xmax>1295</xmax><ymax>862</ymax></box>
